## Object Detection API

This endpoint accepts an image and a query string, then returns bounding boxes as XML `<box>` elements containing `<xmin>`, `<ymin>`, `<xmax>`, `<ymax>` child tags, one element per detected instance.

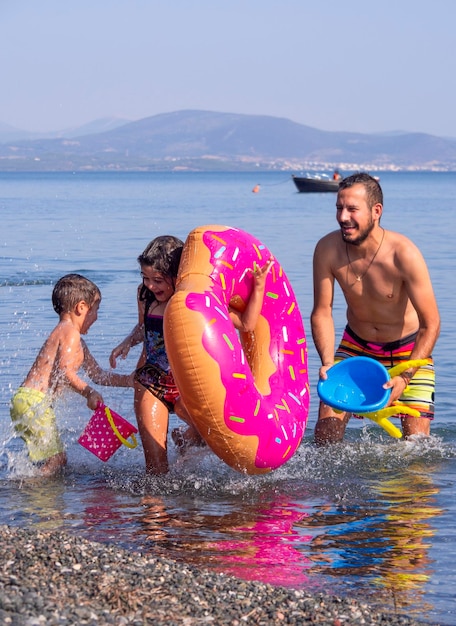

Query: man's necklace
<box><xmin>346</xmin><ymin>228</ymin><xmax>385</xmax><ymax>282</ymax></box>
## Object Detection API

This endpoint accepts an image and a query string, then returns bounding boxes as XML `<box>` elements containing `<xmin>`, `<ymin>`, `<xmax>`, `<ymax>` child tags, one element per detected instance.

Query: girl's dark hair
<box><xmin>52</xmin><ymin>273</ymin><xmax>101</xmax><ymax>315</ymax></box>
<box><xmin>137</xmin><ymin>235</ymin><xmax>184</xmax><ymax>304</ymax></box>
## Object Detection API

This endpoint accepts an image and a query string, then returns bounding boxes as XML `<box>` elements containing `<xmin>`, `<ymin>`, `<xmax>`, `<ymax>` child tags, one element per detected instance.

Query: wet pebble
<box><xmin>0</xmin><ymin>525</ymin><xmax>436</xmax><ymax>625</ymax></box>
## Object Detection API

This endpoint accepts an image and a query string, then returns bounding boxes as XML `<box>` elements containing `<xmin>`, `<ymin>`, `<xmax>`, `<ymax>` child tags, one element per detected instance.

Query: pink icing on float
<box><xmin>164</xmin><ymin>225</ymin><xmax>310</xmax><ymax>474</ymax></box>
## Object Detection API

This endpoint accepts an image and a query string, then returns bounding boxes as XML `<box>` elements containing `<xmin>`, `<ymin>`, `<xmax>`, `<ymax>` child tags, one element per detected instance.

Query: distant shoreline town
<box><xmin>1</xmin><ymin>110</ymin><xmax>456</xmax><ymax>172</ymax></box>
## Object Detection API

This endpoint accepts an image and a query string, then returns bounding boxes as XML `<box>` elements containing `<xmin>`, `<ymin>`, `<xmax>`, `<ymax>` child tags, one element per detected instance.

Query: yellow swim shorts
<box><xmin>10</xmin><ymin>387</ymin><xmax>64</xmax><ymax>463</ymax></box>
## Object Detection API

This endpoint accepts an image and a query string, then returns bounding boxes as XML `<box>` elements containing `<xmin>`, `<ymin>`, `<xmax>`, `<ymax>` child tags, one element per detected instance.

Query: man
<box><xmin>311</xmin><ymin>173</ymin><xmax>440</xmax><ymax>444</ymax></box>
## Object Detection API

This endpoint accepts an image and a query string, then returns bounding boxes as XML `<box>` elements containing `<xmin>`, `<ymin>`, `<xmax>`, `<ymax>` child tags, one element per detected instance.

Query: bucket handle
<box><xmin>105</xmin><ymin>406</ymin><xmax>138</xmax><ymax>449</ymax></box>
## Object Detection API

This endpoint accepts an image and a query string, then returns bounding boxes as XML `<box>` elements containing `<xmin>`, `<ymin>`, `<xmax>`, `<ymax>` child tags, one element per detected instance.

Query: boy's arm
<box><xmin>83</xmin><ymin>341</ymin><xmax>135</xmax><ymax>389</ymax></box>
<box><xmin>229</xmin><ymin>258</ymin><xmax>274</xmax><ymax>332</ymax></box>
<box><xmin>56</xmin><ymin>329</ymin><xmax>104</xmax><ymax>410</ymax></box>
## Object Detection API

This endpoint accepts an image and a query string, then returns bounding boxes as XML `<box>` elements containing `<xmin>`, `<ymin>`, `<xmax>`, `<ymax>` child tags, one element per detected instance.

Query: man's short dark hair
<box><xmin>339</xmin><ymin>172</ymin><xmax>383</xmax><ymax>207</ymax></box>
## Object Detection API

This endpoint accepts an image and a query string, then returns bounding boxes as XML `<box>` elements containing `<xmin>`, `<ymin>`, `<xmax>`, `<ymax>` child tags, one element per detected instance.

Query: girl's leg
<box><xmin>172</xmin><ymin>398</ymin><xmax>206</xmax><ymax>450</ymax></box>
<box><xmin>134</xmin><ymin>383</ymin><xmax>169</xmax><ymax>474</ymax></box>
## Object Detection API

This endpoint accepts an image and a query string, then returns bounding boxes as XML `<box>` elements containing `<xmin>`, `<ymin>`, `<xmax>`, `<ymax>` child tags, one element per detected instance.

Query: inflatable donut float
<box><xmin>164</xmin><ymin>225</ymin><xmax>310</xmax><ymax>475</ymax></box>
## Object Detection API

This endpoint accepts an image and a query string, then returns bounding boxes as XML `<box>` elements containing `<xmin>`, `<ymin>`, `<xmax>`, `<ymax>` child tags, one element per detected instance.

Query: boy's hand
<box><xmin>85</xmin><ymin>388</ymin><xmax>103</xmax><ymax>411</ymax></box>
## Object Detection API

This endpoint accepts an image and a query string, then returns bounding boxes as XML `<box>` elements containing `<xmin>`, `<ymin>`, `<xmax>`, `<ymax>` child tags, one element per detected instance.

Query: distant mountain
<box><xmin>0</xmin><ymin>117</ymin><xmax>131</xmax><ymax>143</ymax></box>
<box><xmin>1</xmin><ymin>110</ymin><xmax>455</xmax><ymax>171</ymax></box>
<box><xmin>54</xmin><ymin>117</ymin><xmax>132</xmax><ymax>138</ymax></box>
<box><xmin>0</xmin><ymin>121</ymin><xmax>36</xmax><ymax>143</ymax></box>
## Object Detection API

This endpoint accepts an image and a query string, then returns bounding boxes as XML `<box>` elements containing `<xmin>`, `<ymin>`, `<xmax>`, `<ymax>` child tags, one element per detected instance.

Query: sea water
<box><xmin>0</xmin><ymin>171</ymin><xmax>455</xmax><ymax>624</ymax></box>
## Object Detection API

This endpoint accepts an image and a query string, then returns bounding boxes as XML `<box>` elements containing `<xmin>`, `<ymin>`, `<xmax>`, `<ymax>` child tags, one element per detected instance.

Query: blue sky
<box><xmin>1</xmin><ymin>0</ymin><xmax>455</xmax><ymax>137</ymax></box>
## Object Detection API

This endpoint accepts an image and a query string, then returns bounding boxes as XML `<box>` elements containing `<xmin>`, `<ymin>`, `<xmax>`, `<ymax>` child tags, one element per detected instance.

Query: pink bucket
<box><xmin>78</xmin><ymin>404</ymin><xmax>138</xmax><ymax>462</ymax></box>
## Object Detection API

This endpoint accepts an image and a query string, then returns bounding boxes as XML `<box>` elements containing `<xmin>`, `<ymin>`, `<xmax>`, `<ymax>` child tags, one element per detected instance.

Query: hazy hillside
<box><xmin>0</xmin><ymin>117</ymin><xmax>131</xmax><ymax>143</ymax></box>
<box><xmin>1</xmin><ymin>110</ymin><xmax>455</xmax><ymax>171</ymax></box>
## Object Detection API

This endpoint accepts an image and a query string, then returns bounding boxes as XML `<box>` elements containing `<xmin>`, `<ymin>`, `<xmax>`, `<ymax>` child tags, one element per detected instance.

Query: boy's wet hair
<box><xmin>137</xmin><ymin>235</ymin><xmax>184</xmax><ymax>304</ymax></box>
<box><xmin>52</xmin><ymin>274</ymin><xmax>101</xmax><ymax>315</ymax></box>
<box><xmin>338</xmin><ymin>172</ymin><xmax>383</xmax><ymax>207</ymax></box>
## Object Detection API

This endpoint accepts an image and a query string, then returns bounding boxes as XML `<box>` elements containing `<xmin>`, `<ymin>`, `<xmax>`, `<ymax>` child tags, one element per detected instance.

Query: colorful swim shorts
<box><xmin>135</xmin><ymin>363</ymin><xmax>179</xmax><ymax>413</ymax></box>
<box><xmin>10</xmin><ymin>387</ymin><xmax>65</xmax><ymax>462</ymax></box>
<box><xmin>335</xmin><ymin>326</ymin><xmax>435</xmax><ymax>419</ymax></box>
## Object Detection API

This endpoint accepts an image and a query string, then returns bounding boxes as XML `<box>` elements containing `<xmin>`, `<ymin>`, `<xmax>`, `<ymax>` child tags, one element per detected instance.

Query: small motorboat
<box><xmin>292</xmin><ymin>175</ymin><xmax>340</xmax><ymax>193</ymax></box>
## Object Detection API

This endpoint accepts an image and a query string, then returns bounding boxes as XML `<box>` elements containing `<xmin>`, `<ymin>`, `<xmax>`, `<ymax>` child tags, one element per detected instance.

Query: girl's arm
<box><xmin>110</xmin><ymin>285</ymin><xmax>145</xmax><ymax>368</ymax></box>
<box><xmin>109</xmin><ymin>323</ymin><xmax>144</xmax><ymax>368</ymax></box>
<box><xmin>229</xmin><ymin>258</ymin><xmax>274</xmax><ymax>332</ymax></box>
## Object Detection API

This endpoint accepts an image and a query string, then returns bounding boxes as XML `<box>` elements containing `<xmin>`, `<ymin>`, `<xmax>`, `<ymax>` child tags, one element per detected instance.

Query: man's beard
<box><xmin>341</xmin><ymin>218</ymin><xmax>375</xmax><ymax>246</ymax></box>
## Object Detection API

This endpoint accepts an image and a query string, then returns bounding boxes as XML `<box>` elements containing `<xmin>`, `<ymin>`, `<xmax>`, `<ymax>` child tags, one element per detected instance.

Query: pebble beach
<box><xmin>0</xmin><ymin>525</ymin><xmax>436</xmax><ymax>625</ymax></box>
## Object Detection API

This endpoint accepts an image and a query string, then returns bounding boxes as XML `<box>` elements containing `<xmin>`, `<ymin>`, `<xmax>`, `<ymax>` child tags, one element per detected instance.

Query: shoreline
<box><xmin>0</xmin><ymin>525</ymin><xmax>436</xmax><ymax>625</ymax></box>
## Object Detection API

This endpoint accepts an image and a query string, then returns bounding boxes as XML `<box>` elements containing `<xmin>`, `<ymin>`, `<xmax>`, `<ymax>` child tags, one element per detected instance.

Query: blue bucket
<box><xmin>317</xmin><ymin>356</ymin><xmax>391</xmax><ymax>413</ymax></box>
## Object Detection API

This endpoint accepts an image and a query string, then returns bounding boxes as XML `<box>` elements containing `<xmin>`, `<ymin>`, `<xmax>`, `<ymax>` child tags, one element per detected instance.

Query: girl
<box><xmin>111</xmin><ymin>235</ymin><xmax>273</xmax><ymax>475</ymax></box>
<box><xmin>110</xmin><ymin>236</ymin><xmax>190</xmax><ymax>474</ymax></box>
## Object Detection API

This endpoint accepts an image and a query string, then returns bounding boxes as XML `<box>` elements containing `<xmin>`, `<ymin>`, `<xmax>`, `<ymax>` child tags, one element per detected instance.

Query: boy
<box><xmin>10</xmin><ymin>274</ymin><xmax>134</xmax><ymax>475</ymax></box>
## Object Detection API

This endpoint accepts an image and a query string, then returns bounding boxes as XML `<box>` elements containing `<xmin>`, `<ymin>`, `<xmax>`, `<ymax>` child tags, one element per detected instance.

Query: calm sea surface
<box><xmin>1</xmin><ymin>171</ymin><xmax>455</xmax><ymax>624</ymax></box>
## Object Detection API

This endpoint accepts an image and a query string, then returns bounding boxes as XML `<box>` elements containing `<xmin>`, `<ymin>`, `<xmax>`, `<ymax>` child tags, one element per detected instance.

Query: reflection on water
<box><xmin>140</xmin><ymin>497</ymin><xmax>314</xmax><ymax>587</ymax></box>
<box><xmin>202</xmin><ymin>499</ymin><xmax>312</xmax><ymax>587</ymax></box>
<box><xmin>1</xmin><ymin>477</ymin><xmax>67</xmax><ymax>531</ymax></box>
<box><xmin>1</xmin><ymin>435</ymin><xmax>450</xmax><ymax>622</ymax></box>
<box><xmin>298</xmin><ymin>466</ymin><xmax>442</xmax><ymax>615</ymax></box>
<box><xmin>370</xmin><ymin>470</ymin><xmax>441</xmax><ymax>613</ymax></box>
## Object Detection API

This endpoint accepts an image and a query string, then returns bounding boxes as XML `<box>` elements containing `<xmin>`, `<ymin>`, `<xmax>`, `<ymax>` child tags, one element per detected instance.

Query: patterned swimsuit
<box><xmin>134</xmin><ymin>300</ymin><xmax>179</xmax><ymax>412</ymax></box>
